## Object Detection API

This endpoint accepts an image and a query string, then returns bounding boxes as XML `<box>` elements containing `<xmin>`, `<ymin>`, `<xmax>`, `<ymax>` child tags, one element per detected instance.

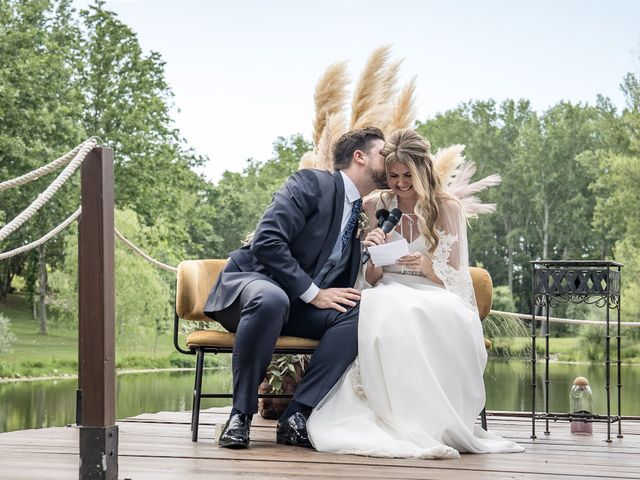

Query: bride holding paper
<box><xmin>306</xmin><ymin>128</ymin><xmax>523</xmax><ymax>459</ymax></box>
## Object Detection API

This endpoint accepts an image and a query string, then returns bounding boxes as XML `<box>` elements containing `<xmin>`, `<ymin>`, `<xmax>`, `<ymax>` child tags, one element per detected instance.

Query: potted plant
<box><xmin>258</xmin><ymin>354</ymin><xmax>310</xmax><ymax>419</ymax></box>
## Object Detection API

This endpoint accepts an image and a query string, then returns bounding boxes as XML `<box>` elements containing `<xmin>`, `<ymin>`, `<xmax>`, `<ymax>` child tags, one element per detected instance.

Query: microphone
<box><xmin>375</xmin><ymin>209</ymin><xmax>389</xmax><ymax>228</ymax></box>
<box><xmin>380</xmin><ymin>208</ymin><xmax>402</xmax><ymax>234</ymax></box>
<box><xmin>362</xmin><ymin>207</ymin><xmax>402</xmax><ymax>264</ymax></box>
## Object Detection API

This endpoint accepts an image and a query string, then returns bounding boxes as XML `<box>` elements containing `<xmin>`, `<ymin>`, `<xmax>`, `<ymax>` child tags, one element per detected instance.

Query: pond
<box><xmin>1</xmin><ymin>361</ymin><xmax>639</xmax><ymax>433</ymax></box>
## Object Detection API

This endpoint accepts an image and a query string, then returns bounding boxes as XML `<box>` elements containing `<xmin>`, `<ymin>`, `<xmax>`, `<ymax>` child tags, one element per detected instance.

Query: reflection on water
<box><xmin>1</xmin><ymin>362</ymin><xmax>639</xmax><ymax>433</ymax></box>
<box><xmin>484</xmin><ymin>360</ymin><xmax>640</xmax><ymax>415</ymax></box>
<box><xmin>0</xmin><ymin>369</ymin><xmax>232</xmax><ymax>433</ymax></box>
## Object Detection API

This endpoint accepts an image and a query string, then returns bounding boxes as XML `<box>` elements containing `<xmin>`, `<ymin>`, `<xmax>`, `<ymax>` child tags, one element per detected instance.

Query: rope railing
<box><xmin>489</xmin><ymin>309</ymin><xmax>640</xmax><ymax>328</ymax></box>
<box><xmin>0</xmin><ymin>207</ymin><xmax>82</xmax><ymax>261</ymax></box>
<box><xmin>114</xmin><ymin>228</ymin><xmax>177</xmax><ymax>273</ymax></box>
<box><xmin>0</xmin><ymin>138</ymin><xmax>98</xmax><ymax>242</ymax></box>
<box><xmin>0</xmin><ymin>138</ymin><xmax>178</xmax><ymax>273</ymax></box>
<box><xmin>0</xmin><ymin>143</ymin><xmax>83</xmax><ymax>192</ymax></box>
<box><xmin>0</xmin><ymin>207</ymin><xmax>178</xmax><ymax>271</ymax></box>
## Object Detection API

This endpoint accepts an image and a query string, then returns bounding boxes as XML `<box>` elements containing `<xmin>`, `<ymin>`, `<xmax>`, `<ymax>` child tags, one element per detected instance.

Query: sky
<box><xmin>73</xmin><ymin>0</ymin><xmax>640</xmax><ymax>183</ymax></box>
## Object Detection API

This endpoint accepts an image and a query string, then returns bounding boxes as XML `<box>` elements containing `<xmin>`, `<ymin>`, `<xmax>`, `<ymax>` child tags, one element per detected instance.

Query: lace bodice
<box><xmin>361</xmin><ymin>192</ymin><xmax>478</xmax><ymax>313</ymax></box>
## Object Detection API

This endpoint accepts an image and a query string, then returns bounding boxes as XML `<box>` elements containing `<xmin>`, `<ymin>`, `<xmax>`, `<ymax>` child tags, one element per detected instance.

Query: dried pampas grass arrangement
<box><xmin>298</xmin><ymin>46</ymin><xmax>501</xmax><ymax>219</ymax></box>
<box><xmin>301</xmin><ymin>45</ymin><xmax>418</xmax><ymax>172</ymax></box>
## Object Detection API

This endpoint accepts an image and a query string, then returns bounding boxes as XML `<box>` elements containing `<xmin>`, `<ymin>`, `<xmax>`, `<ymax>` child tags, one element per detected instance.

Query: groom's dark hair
<box><xmin>333</xmin><ymin>127</ymin><xmax>385</xmax><ymax>170</ymax></box>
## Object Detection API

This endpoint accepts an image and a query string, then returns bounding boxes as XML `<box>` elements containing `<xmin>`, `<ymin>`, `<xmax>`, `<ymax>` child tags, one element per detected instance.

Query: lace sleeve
<box><xmin>431</xmin><ymin>198</ymin><xmax>478</xmax><ymax>314</ymax></box>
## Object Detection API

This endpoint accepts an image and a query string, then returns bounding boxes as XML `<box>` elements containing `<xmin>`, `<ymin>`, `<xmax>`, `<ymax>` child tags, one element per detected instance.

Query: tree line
<box><xmin>1</xmin><ymin>0</ymin><xmax>638</xmax><ymax>346</ymax></box>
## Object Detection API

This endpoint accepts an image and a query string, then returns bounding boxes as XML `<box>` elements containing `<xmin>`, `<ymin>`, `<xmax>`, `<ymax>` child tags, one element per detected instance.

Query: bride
<box><xmin>306</xmin><ymin>129</ymin><xmax>524</xmax><ymax>459</ymax></box>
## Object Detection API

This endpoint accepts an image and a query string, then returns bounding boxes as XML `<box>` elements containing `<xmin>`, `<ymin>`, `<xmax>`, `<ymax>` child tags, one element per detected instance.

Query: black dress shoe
<box><xmin>218</xmin><ymin>413</ymin><xmax>251</xmax><ymax>448</ymax></box>
<box><xmin>276</xmin><ymin>412</ymin><xmax>312</xmax><ymax>448</ymax></box>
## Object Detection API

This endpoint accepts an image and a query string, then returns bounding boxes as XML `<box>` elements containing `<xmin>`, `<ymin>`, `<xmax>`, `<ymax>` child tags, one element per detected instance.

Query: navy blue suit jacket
<box><xmin>204</xmin><ymin>169</ymin><xmax>362</xmax><ymax>315</ymax></box>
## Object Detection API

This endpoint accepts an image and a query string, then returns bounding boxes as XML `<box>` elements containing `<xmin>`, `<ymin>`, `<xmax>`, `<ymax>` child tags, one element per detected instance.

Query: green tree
<box><xmin>0</xmin><ymin>0</ymin><xmax>85</xmax><ymax>334</ymax></box>
<box><xmin>588</xmin><ymin>63</ymin><xmax>640</xmax><ymax>325</ymax></box>
<box><xmin>49</xmin><ymin>209</ymin><xmax>172</xmax><ymax>352</ymax></box>
<box><xmin>1</xmin><ymin>1</ymin><xmax>219</xmax><ymax>335</ymax></box>
<box><xmin>418</xmin><ymin>99</ymin><xmax>613</xmax><ymax>313</ymax></box>
<box><xmin>77</xmin><ymin>1</ymin><xmax>219</xmax><ymax>261</ymax></box>
<box><xmin>210</xmin><ymin>134</ymin><xmax>312</xmax><ymax>257</ymax></box>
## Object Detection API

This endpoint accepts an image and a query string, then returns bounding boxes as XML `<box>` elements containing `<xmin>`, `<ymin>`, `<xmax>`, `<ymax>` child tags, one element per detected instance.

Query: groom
<box><xmin>203</xmin><ymin>126</ymin><xmax>387</xmax><ymax>448</ymax></box>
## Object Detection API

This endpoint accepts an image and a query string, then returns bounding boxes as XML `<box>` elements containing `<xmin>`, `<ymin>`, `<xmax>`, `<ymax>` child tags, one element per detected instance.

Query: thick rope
<box><xmin>0</xmin><ymin>208</ymin><xmax>82</xmax><ymax>261</ymax></box>
<box><xmin>114</xmin><ymin>228</ymin><xmax>178</xmax><ymax>273</ymax></box>
<box><xmin>490</xmin><ymin>309</ymin><xmax>640</xmax><ymax>328</ymax></box>
<box><xmin>0</xmin><ymin>144</ymin><xmax>82</xmax><ymax>192</ymax></box>
<box><xmin>0</xmin><ymin>205</ymin><xmax>178</xmax><ymax>273</ymax></box>
<box><xmin>0</xmin><ymin>138</ymin><xmax>97</xmax><ymax>242</ymax></box>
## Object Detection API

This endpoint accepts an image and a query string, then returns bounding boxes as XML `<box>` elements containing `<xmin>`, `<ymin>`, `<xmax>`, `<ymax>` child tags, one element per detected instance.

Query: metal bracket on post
<box><xmin>76</xmin><ymin>389</ymin><xmax>83</xmax><ymax>426</ymax></box>
<box><xmin>79</xmin><ymin>426</ymin><xmax>119</xmax><ymax>479</ymax></box>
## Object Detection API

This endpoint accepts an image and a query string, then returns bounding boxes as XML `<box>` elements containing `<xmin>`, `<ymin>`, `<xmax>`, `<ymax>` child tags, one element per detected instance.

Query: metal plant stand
<box><xmin>530</xmin><ymin>260</ymin><xmax>623</xmax><ymax>442</ymax></box>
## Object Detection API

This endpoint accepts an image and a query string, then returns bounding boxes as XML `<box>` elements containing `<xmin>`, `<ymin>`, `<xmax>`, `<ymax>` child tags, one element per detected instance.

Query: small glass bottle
<box><xmin>570</xmin><ymin>376</ymin><xmax>593</xmax><ymax>434</ymax></box>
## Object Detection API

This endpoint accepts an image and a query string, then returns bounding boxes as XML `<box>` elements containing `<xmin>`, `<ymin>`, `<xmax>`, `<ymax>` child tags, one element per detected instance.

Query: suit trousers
<box><xmin>214</xmin><ymin>279</ymin><xmax>359</xmax><ymax>415</ymax></box>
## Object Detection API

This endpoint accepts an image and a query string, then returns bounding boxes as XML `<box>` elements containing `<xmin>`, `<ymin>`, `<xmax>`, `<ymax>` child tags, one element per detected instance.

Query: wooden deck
<box><xmin>0</xmin><ymin>408</ymin><xmax>638</xmax><ymax>479</ymax></box>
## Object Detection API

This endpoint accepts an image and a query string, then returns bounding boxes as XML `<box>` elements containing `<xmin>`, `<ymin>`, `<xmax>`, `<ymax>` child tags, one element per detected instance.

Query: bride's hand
<box><xmin>362</xmin><ymin>228</ymin><xmax>390</xmax><ymax>248</ymax></box>
<box><xmin>396</xmin><ymin>252</ymin><xmax>433</xmax><ymax>276</ymax></box>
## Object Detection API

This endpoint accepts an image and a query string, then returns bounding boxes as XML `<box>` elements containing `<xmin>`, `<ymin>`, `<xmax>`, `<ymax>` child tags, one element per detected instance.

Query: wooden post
<box><xmin>78</xmin><ymin>147</ymin><xmax>118</xmax><ymax>480</ymax></box>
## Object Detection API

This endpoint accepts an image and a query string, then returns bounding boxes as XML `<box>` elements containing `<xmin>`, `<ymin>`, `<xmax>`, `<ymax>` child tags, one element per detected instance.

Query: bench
<box><xmin>173</xmin><ymin>259</ymin><xmax>493</xmax><ymax>441</ymax></box>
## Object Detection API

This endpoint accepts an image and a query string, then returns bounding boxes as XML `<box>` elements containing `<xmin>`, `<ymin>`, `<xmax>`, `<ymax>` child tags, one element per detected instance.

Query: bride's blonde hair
<box><xmin>381</xmin><ymin>129</ymin><xmax>448</xmax><ymax>254</ymax></box>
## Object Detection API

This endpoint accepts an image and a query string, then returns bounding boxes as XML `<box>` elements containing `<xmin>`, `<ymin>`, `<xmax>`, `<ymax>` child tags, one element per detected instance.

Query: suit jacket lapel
<box><xmin>313</xmin><ymin>171</ymin><xmax>344</xmax><ymax>278</ymax></box>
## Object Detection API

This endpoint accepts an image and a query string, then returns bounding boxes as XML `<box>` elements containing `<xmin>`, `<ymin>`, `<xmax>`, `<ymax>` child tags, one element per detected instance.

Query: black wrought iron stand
<box><xmin>530</xmin><ymin>260</ymin><xmax>623</xmax><ymax>442</ymax></box>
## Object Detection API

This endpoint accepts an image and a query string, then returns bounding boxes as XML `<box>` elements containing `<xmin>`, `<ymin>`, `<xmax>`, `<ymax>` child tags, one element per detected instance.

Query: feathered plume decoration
<box><xmin>300</xmin><ymin>46</ymin><xmax>499</xmax><ymax>218</ymax></box>
<box><xmin>298</xmin><ymin>151</ymin><xmax>318</xmax><ymax>170</ymax></box>
<box><xmin>386</xmin><ymin>77</ymin><xmax>417</xmax><ymax>134</ymax></box>
<box><xmin>434</xmin><ymin>145</ymin><xmax>501</xmax><ymax>217</ymax></box>
<box><xmin>381</xmin><ymin>59</ymin><xmax>403</xmax><ymax>105</ymax></box>
<box><xmin>433</xmin><ymin>144</ymin><xmax>466</xmax><ymax>186</ymax></box>
<box><xmin>313</xmin><ymin>61</ymin><xmax>349</xmax><ymax>146</ymax></box>
<box><xmin>351</xmin><ymin>45</ymin><xmax>392</xmax><ymax>129</ymax></box>
<box><xmin>316</xmin><ymin>112</ymin><xmax>347</xmax><ymax>171</ymax></box>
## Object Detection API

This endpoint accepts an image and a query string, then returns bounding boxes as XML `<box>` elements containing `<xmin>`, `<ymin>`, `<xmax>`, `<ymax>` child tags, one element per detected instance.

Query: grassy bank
<box><xmin>490</xmin><ymin>335</ymin><xmax>640</xmax><ymax>364</ymax></box>
<box><xmin>0</xmin><ymin>294</ymin><xmax>226</xmax><ymax>379</ymax></box>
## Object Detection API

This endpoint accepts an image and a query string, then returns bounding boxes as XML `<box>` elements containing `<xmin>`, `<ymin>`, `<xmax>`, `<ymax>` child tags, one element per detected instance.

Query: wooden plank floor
<box><xmin>0</xmin><ymin>408</ymin><xmax>638</xmax><ymax>479</ymax></box>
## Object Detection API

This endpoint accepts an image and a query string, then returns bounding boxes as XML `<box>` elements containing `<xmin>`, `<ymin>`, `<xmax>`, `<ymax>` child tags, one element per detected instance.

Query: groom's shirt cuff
<box><xmin>299</xmin><ymin>283</ymin><xmax>320</xmax><ymax>303</ymax></box>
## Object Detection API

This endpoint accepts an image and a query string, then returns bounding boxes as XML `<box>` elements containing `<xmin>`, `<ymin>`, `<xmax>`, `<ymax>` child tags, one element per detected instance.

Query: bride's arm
<box><xmin>432</xmin><ymin>198</ymin><xmax>477</xmax><ymax>310</ymax></box>
<box><xmin>435</xmin><ymin>197</ymin><xmax>466</xmax><ymax>270</ymax></box>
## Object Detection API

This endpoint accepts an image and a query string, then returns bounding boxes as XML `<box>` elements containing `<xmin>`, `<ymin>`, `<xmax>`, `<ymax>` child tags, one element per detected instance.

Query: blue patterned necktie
<box><xmin>341</xmin><ymin>198</ymin><xmax>362</xmax><ymax>251</ymax></box>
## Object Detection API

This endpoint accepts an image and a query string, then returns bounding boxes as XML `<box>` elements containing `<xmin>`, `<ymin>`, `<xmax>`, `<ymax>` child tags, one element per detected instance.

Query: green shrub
<box><xmin>0</xmin><ymin>313</ymin><xmax>16</xmax><ymax>354</ymax></box>
<box><xmin>579</xmin><ymin>326</ymin><xmax>605</xmax><ymax>362</ymax></box>
<box><xmin>492</xmin><ymin>286</ymin><xmax>516</xmax><ymax>312</ymax></box>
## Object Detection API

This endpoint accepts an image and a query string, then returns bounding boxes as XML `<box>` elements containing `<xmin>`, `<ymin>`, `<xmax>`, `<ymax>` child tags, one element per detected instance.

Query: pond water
<box><xmin>1</xmin><ymin>361</ymin><xmax>638</xmax><ymax>433</ymax></box>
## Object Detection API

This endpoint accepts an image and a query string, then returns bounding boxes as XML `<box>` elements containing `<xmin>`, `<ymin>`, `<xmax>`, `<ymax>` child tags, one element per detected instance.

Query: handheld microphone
<box><xmin>375</xmin><ymin>209</ymin><xmax>389</xmax><ymax>228</ymax></box>
<box><xmin>362</xmin><ymin>208</ymin><xmax>402</xmax><ymax>264</ymax></box>
<box><xmin>380</xmin><ymin>208</ymin><xmax>402</xmax><ymax>234</ymax></box>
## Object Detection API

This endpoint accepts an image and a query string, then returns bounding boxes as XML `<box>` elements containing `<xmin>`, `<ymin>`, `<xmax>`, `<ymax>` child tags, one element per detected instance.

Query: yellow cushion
<box><xmin>186</xmin><ymin>330</ymin><xmax>319</xmax><ymax>350</ymax></box>
<box><xmin>470</xmin><ymin>267</ymin><xmax>493</xmax><ymax>321</ymax></box>
<box><xmin>176</xmin><ymin>259</ymin><xmax>228</xmax><ymax>321</ymax></box>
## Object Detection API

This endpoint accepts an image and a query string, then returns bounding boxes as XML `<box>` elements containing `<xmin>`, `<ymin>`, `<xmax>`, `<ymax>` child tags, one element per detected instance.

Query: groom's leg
<box><xmin>281</xmin><ymin>302</ymin><xmax>359</xmax><ymax>409</ymax></box>
<box><xmin>215</xmin><ymin>280</ymin><xmax>290</xmax><ymax>414</ymax></box>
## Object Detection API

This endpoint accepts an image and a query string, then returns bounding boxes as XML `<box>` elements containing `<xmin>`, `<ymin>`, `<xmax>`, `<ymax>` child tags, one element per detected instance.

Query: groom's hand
<box><xmin>310</xmin><ymin>288</ymin><xmax>361</xmax><ymax>313</ymax></box>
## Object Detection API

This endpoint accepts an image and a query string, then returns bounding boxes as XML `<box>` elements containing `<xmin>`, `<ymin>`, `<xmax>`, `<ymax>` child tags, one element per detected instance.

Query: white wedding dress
<box><xmin>307</xmin><ymin>196</ymin><xmax>524</xmax><ymax>459</ymax></box>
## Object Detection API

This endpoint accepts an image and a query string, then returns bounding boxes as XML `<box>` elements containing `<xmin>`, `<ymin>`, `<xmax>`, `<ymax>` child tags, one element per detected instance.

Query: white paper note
<box><xmin>367</xmin><ymin>239</ymin><xmax>410</xmax><ymax>267</ymax></box>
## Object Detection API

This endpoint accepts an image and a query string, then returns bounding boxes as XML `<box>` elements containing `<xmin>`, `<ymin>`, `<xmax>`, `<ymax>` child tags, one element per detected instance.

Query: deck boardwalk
<box><xmin>0</xmin><ymin>408</ymin><xmax>638</xmax><ymax>479</ymax></box>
